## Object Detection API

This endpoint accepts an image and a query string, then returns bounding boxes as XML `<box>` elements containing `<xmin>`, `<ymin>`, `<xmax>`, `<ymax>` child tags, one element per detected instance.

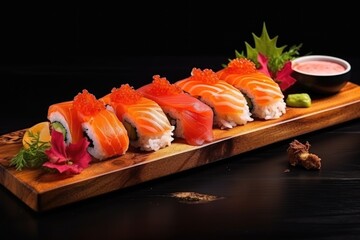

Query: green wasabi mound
<box><xmin>286</xmin><ymin>93</ymin><xmax>311</xmax><ymax>108</ymax></box>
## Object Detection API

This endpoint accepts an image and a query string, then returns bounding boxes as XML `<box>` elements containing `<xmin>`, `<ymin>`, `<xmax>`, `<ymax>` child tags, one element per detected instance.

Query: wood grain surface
<box><xmin>1</xmin><ymin>82</ymin><xmax>360</xmax><ymax>212</ymax></box>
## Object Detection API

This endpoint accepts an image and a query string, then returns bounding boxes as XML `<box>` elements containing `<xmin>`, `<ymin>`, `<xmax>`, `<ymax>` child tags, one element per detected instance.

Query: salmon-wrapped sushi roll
<box><xmin>137</xmin><ymin>75</ymin><xmax>214</xmax><ymax>146</ymax></box>
<box><xmin>217</xmin><ymin>58</ymin><xmax>286</xmax><ymax>120</ymax></box>
<box><xmin>175</xmin><ymin>68</ymin><xmax>253</xmax><ymax>129</ymax></box>
<box><xmin>101</xmin><ymin>84</ymin><xmax>174</xmax><ymax>151</ymax></box>
<box><xmin>73</xmin><ymin>89</ymin><xmax>129</xmax><ymax>160</ymax></box>
<box><xmin>47</xmin><ymin>100</ymin><xmax>83</xmax><ymax>145</ymax></box>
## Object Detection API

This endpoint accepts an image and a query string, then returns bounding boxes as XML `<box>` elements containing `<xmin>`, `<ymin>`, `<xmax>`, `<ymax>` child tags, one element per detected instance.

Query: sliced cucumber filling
<box><xmin>123</xmin><ymin>121</ymin><xmax>138</xmax><ymax>141</ymax></box>
<box><xmin>51</xmin><ymin>122</ymin><xmax>67</xmax><ymax>141</ymax></box>
<box><xmin>243</xmin><ymin>93</ymin><xmax>253</xmax><ymax>111</ymax></box>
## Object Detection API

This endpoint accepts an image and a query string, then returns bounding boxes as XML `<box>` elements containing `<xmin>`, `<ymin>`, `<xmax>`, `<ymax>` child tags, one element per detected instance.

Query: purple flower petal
<box><xmin>257</xmin><ymin>53</ymin><xmax>271</xmax><ymax>77</ymax></box>
<box><xmin>276</xmin><ymin>61</ymin><xmax>297</xmax><ymax>91</ymax></box>
<box><xmin>44</xmin><ymin>130</ymin><xmax>92</xmax><ymax>175</ymax></box>
<box><xmin>66</xmin><ymin>137</ymin><xmax>92</xmax><ymax>169</ymax></box>
<box><xmin>45</xmin><ymin>130</ymin><xmax>69</xmax><ymax>164</ymax></box>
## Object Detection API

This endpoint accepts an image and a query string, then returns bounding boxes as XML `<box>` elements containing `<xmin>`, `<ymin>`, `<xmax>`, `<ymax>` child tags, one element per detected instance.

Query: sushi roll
<box><xmin>101</xmin><ymin>84</ymin><xmax>174</xmax><ymax>151</ymax></box>
<box><xmin>175</xmin><ymin>67</ymin><xmax>253</xmax><ymax>129</ymax></box>
<box><xmin>47</xmin><ymin>100</ymin><xmax>83</xmax><ymax>145</ymax></box>
<box><xmin>73</xmin><ymin>89</ymin><xmax>129</xmax><ymax>160</ymax></box>
<box><xmin>217</xmin><ymin>58</ymin><xmax>286</xmax><ymax>120</ymax></box>
<box><xmin>137</xmin><ymin>75</ymin><xmax>214</xmax><ymax>146</ymax></box>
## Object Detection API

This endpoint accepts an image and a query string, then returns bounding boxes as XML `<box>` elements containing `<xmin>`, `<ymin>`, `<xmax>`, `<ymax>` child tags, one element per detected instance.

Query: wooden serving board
<box><xmin>1</xmin><ymin>82</ymin><xmax>360</xmax><ymax>212</ymax></box>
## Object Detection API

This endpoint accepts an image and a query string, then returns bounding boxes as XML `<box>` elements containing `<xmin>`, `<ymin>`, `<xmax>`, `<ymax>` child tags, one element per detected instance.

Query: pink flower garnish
<box><xmin>44</xmin><ymin>130</ymin><xmax>92</xmax><ymax>175</ymax></box>
<box><xmin>257</xmin><ymin>53</ymin><xmax>271</xmax><ymax>77</ymax></box>
<box><xmin>275</xmin><ymin>61</ymin><xmax>297</xmax><ymax>91</ymax></box>
<box><xmin>257</xmin><ymin>53</ymin><xmax>296</xmax><ymax>91</ymax></box>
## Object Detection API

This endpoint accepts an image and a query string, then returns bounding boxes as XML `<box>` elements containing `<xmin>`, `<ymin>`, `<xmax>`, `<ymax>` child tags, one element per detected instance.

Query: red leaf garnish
<box><xmin>44</xmin><ymin>130</ymin><xmax>92</xmax><ymax>175</ymax></box>
<box><xmin>257</xmin><ymin>53</ymin><xmax>271</xmax><ymax>77</ymax></box>
<box><xmin>275</xmin><ymin>61</ymin><xmax>297</xmax><ymax>91</ymax></box>
<box><xmin>257</xmin><ymin>54</ymin><xmax>296</xmax><ymax>91</ymax></box>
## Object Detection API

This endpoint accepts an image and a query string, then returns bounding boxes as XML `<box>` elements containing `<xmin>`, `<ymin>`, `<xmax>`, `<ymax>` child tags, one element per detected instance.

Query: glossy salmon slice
<box><xmin>217</xmin><ymin>58</ymin><xmax>286</xmax><ymax>120</ymax></box>
<box><xmin>73</xmin><ymin>89</ymin><xmax>129</xmax><ymax>160</ymax></box>
<box><xmin>81</xmin><ymin>109</ymin><xmax>129</xmax><ymax>159</ymax></box>
<box><xmin>217</xmin><ymin>70</ymin><xmax>284</xmax><ymax>106</ymax></box>
<box><xmin>137</xmin><ymin>75</ymin><xmax>214</xmax><ymax>146</ymax></box>
<box><xmin>175</xmin><ymin>68</ymin><xmax>253</xmax><ymax>129</ymax></box>
<box><xmin>101</xmin><ymin>84</ymin><xmax>174</xmax><ymax>151</ymax></box>
<box><xmin>47</xmin><ymin>100</ymin><xmax>83</xmax><ymax>145</ymax></box>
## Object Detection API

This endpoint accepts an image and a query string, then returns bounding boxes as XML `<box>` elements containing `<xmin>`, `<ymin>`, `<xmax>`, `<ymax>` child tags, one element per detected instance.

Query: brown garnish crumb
<box><xmin>170</xmin><ymin>192</ymin><xmax>224</xmax><ymax>204</ymax></box>
<box><xmin>287</xmin><ymin>139</ymin><xmax>321</xmax><ymax>170</ymax></box>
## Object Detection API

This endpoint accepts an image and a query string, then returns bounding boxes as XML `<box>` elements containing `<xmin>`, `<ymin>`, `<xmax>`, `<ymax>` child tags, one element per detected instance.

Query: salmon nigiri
<box><xmin>137</xmin><ymin>75</ymin><xmax>214</xmax><ymax>146</ymax></box>
<box><xmin>101</xmin><ymin>84</ymin><xmax>174</xmax><ymax>152</ymax></box>
<box><xmin>47</xmin><ymin>100</ymin><xmax>83</xmax><ymax>145</ymax></box>
<box><xmin>73</xmin><ymin>89</ymin><xmax>129</xmax><ymax>160</ymax></box>
<box><xmin>175</xmin><ymin>67</ymin><xmax>253</xmax><ymax>129</ymax></box>
<box><xmin>217</xmin><ymin>58</ymin><xmax>286</xmax><ymax>120</ymax></box>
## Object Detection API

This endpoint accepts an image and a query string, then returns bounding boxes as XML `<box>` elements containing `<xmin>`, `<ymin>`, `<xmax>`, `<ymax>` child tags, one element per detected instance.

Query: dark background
<box><xmin>1</xmin><ymin>2</ymin><xmax>357</xmax><ymax>63</ymax></box>
<box><xmin>1</xmin><ymin>5</ymin><xmax>360</xmax><ymax>239</ymax></box>
<box><xmin>1</xmin><ymin>2</ymin><xmax>358</xmax><ymax>133</ymax></box>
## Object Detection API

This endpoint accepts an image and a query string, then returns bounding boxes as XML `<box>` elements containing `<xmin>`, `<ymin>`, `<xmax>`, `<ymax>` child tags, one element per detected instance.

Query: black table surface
<box><xmin>0</xmin><ymin>56</ymin><xmax>359</xmax><ymax>240</ymax></box>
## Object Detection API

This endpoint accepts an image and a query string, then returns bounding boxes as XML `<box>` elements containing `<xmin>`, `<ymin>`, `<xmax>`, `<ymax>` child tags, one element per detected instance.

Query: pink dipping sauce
<box><xmin>293</xmin><ymin>60</ymin><xmax>346</xmax><ymax>75</ymax></box>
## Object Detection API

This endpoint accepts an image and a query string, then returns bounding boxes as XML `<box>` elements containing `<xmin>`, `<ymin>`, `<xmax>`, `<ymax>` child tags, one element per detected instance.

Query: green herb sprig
<box><xmin>10</xmin><ymin>131</ymin><xmax>50</xmax><ymax>171</ymax></box>
<box><xmin>234</xmin><ymin>22</ymin><xmax>303</xmax><ymax>74</ymax></box>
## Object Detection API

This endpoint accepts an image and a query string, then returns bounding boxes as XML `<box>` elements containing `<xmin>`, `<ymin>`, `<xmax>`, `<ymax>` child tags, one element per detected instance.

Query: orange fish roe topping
<box><xmin>225</xmin><ymin>58</ymin><xmax>257</xmax><ymax>75</ymax></box>
<box><xmin>190</xmin><ymin>68</ymin><xmax>219</xmax><ymax>84</ymax></box>
<box><xmin>73</xmin><ymin>89</ymin><xmax>105</xmax><ymax>116</ymax></box>
<box><xmin>147</xmin><ymin>75</ymin><xmax>182</xmax><ymax>96</ymax></box>
<box><xmin>110</xmin><ymin>84</ymin><xmax>142</xmax><ymax>104</ymax></box>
